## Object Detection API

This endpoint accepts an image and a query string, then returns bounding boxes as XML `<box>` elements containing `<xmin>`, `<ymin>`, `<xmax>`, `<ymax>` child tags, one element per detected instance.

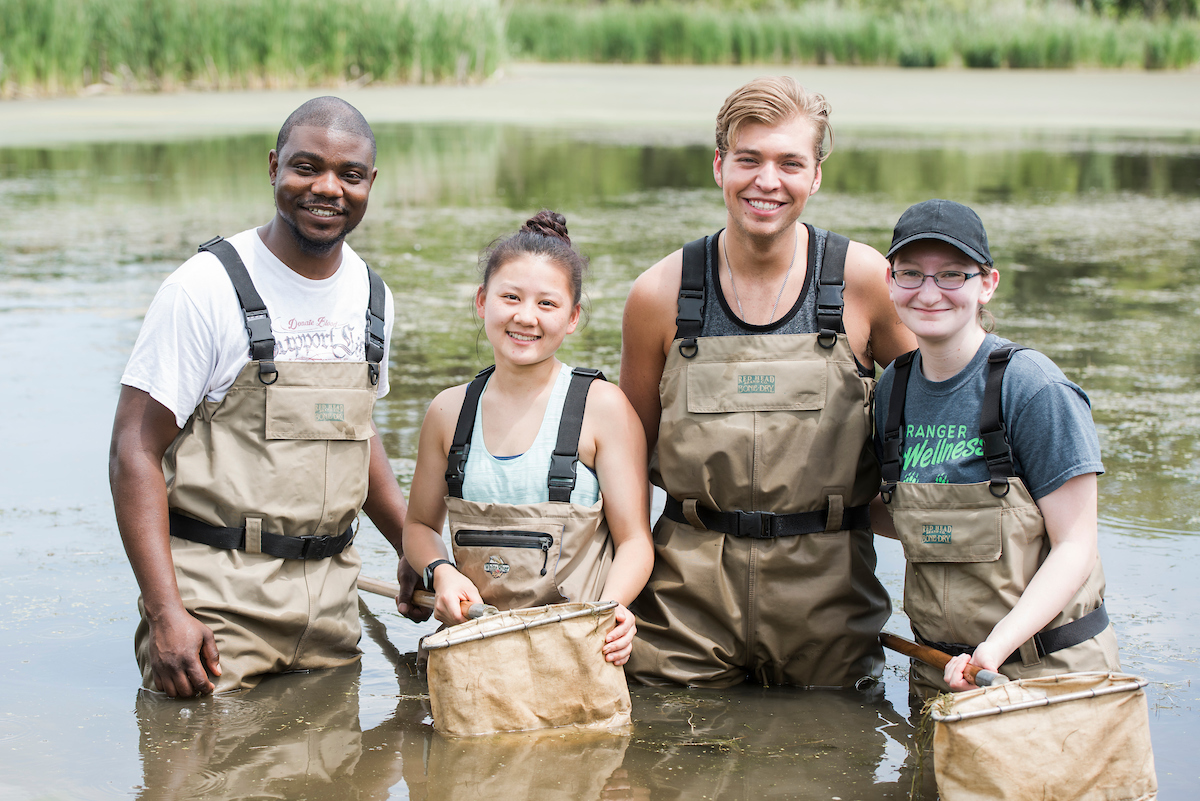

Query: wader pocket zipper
<box><xmin>455</xmin><ymin>530</ymin><xmax>554</xmax><ymax>576</ymax></box>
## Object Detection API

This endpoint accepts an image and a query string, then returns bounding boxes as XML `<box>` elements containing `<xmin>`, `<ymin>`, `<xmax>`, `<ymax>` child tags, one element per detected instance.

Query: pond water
<box><xmin>1</xmin><ymin>122</ymin><xmax>1198</xmax><ymax>800</ymax></box>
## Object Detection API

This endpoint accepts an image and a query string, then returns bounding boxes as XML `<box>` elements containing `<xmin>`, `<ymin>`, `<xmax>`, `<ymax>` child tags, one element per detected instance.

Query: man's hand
<box><xmin>147</xmin><ymin>608</ymin><xmax>221</xmax><ymax>697</ymax></box>
<box><xmin>394</xmin><ymin>555</ymin><xmax>432</xmax><ymax>622</ymax></box>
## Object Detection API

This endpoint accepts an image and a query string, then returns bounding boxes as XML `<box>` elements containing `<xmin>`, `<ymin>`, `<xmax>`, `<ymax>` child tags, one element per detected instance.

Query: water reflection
<box><xmin>2</xmin><ymin>122</ymin><xmax>1199</xmax><ymax>799</ymax></box>
<box><xmin>621</xmin><ymin>686</ymin><xmax>917</xmax><ymax>801</ymax></box>
<box><xmin>134</xmin><ymin>603</ymin><xmax>431</xmax><ymax>801</ymax></box>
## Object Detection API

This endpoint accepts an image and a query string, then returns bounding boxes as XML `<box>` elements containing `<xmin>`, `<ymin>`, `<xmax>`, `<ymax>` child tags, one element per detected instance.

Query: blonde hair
<box><xmin>715</xmin><ymin>76</ymin><xmax>833</xmax><ymax>163</ymax></box>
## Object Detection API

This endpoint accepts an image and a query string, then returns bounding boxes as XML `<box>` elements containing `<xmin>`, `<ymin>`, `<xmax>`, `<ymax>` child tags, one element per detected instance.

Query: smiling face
<box><xmin>714</xmin><ymin>115</ymin><xmax>823</xmax><ymax>243</ymax></box>
<box><xmin>887</xmin><ymin>240</ymin><xmax>999</xmax><ymax>348</ymax></box>
<box><xmin>475</xmin><ymin>255</ymin><xmax>581</xmax><ymax>368</ymax></box>
<box><xmin>268</xmin><ymin>124</ymin><xmax>377</xmax><ymax>259</ymax></box>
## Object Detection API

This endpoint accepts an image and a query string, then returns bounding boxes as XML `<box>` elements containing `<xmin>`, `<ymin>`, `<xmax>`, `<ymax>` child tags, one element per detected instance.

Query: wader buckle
<box><xmin>735</xmin><ymin>511</ymin><xmax>775</xmax><ymax>539</ymax></box>
<box><xmin>297</xmin><ymin>533</ymin><xmax>342</xmax><ymax>559</ymax></box>
<box><xmin>547</xmin><ymin>453</ymin><xmax>579</xmax><ymax>500</ymax></box>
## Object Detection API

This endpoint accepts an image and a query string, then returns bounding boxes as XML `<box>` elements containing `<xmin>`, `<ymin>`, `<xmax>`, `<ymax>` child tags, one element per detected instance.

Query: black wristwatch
<box><xmin>423</xmin><ymin>559</ymin><xmax>453</xmax><ymax>591</ymax></box>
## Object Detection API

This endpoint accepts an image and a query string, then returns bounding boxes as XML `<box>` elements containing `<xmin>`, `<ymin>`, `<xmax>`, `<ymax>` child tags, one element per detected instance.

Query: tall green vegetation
<box><xmin>2</xmin><ymin>0</ymin><xmax>1197</xmax><ymax>99</ymax></box>
<box><xmin>0</xmin><ymin>0</ymin><xmax>504</xmax><ymax>98</ymax></box>
<box><xmin>508</xmin><ymin>2</ymin><xmax>1200</xmax><ymax>69</ymax></box>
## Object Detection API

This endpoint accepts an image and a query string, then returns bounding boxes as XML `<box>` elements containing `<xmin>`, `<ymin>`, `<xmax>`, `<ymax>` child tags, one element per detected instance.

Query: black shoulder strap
<box><xmin>879</xmin><ymin>349</ymin><xmax>917</xmax><ymax>499</ymax></box>
<box><xmin>365</xmin><ymin>266</ymin><xmax>386</xmax><ymax>386</ymax></box>
<box><xmin>199</xmin><ymin>236</ymin><xmax>277</xmax><ymax>385</ymax></box>
<box><xmin>817</xmin><ymin>231</ymin><xmax>849</xmax><ymax>349</ymax></box>
<box><xmin>547</xmin><ymin>368</ymin><xmax>606</xmax><ymax>502</ymax></box>
<box><xmin>444</xmin><ymin>365</ymin><xmax>495</xmax><ymax>499</ymax></box>
<box><xmin>980</xmin><ymin>345</ymin><xmax>1030</xmax><ymax>497</ymax></box>
<box><xmin>673</xmin><ymin>236</ymin><xmax>708</xmax><ymax>358</ymax></box>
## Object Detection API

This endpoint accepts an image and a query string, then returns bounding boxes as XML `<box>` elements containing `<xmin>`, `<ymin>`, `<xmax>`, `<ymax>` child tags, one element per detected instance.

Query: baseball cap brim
<box><xmin>885</xmin><ymin>232</ymin><xmax>992</xmax><ymax>266</ymax></box>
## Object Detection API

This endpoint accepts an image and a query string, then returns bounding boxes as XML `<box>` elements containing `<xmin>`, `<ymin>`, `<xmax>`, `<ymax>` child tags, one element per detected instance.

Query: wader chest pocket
<box><xmin>454</xmin><ymin>529</ymin><xmax>556</xmax><ymax>575</ymax></box>
<box><xmin>685</xmin><ymin>359</ymin><xmax>826</xmax><ymax>413</ymax></box>
<box><xmin>264</xmin><ymin>386</ymin><xmax>374</xmax><ymax>441</ymax></box>
<box><xmin>893</xmin><ymin>507</ymin><xmax>1003</xmax><ymax>564</ymax></box>
<box><xmin>453</xmin><ymin>527</ymin><xmax>568</xmax><ymax>608</ymax></box>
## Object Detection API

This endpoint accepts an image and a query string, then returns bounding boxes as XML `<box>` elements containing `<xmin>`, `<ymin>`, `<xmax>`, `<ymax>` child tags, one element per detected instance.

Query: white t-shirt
<box><xmin>122</xmin><ymin>228</ymin><xmax>395</xmax><ymax>429</ymax></box>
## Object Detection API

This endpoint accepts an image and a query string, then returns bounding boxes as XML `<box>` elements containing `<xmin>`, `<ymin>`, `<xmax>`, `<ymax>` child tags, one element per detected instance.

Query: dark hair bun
<box><xmin>522</xmin><ymin>210</ymin><xmax>570</xmax><ymax>246</ymax></box>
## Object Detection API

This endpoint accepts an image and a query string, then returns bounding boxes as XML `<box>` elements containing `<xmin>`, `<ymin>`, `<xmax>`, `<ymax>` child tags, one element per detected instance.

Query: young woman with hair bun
<box><xmin>402</xmin><ymin>211</ymin><xmax>653</xmax><ymax>665</ymax></box>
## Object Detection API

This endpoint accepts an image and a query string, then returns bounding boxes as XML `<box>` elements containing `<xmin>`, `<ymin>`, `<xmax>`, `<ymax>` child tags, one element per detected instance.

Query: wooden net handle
<box><xmin>356</xmin><ymin>575</ymin><xmax>497</xmax><ymax>619</ymax></box>
<box><xmin>880</xmin><ymin>631</ymin><xmax>1008</xmax><ymax>686</ymax></box>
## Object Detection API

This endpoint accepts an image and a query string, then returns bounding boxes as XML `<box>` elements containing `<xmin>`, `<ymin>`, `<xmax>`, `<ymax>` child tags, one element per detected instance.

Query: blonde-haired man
<box><xmin>621</xmin><ymin>77</ymin><xmax>915</xmax><ymax>688</ymax></box>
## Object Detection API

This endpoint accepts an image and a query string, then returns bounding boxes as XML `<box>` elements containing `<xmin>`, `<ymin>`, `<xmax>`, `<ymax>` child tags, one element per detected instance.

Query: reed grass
<box><xmin>3</xmin><ymin>0</ymin><xmax>1198</xmax><ymax>99</ymax></box>
<box><xmin>0</xmin><ymin>0</ymin><xmax>505</xmax><ymax>98</ymax></box>
<box><xmin>508</xmin><ymin>2</ymin><xmax>1200</xmax><ymax>70</ymax></box>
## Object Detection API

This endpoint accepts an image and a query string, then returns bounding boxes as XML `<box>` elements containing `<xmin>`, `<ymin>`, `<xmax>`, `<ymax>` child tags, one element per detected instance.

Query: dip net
<box><xmin>422</xmin><ymin>601</ymin><xmax>632</xmax><ymax>736</ymax></box>
<box><xmin>930</xmin><ymin>672</ymin><xmax>1157</xmax><ymax>800</ymax></box>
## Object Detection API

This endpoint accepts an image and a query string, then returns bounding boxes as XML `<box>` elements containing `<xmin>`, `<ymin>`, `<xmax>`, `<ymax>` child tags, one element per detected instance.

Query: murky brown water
<box><xmin>2</xmin><ymin>123</ymin><xmax>1198</xmax><ymax>799</ymax></box>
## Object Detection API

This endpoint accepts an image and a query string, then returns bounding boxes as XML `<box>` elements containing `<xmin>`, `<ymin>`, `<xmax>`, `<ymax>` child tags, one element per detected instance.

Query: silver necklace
<box><xmin>722</xmin><ymin>229</ymin><xmax>799</xmax><ymax>325</ymax></box>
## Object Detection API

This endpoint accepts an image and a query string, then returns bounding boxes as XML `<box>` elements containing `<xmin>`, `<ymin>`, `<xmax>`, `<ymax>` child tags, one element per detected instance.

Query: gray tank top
<box><xmin>701</xmin><ymin>224</ymin><xmax>828</xmax><ymax>337</ymax></box>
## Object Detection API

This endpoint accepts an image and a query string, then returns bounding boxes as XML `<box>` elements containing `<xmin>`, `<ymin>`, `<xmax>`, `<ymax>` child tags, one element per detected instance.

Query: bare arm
<box><xmin>618</xmin><ymin>254</ymin><xmax>681</xmax><ymax>454</ymax></box>
<box><xmin>582</xmin><ymin>381</ymin><xmax>654</xmax><ymax>665</ymax></box>
<box><xmin>361</xmin><ymin>423</ymin><xmax>427</xmax><ymax>621</ymax></box>
<box><xmin>109</xmin><ymin>385</ymin><xmax>219</xmax><ymax>697</ymax></box>
<box><xmin>399</xmin><ymin>386</ymin><xmax>483</xmax><ymax>625</ymax></box>
<box><xmin>843</xmin><ymin>241</ymin><xmax>917</xmax><ymax>369</ymax></box>
<box><xmin>945</xmin><ymin>473</ymin><xmax>1100</xmax><ymax>689</ymax></box>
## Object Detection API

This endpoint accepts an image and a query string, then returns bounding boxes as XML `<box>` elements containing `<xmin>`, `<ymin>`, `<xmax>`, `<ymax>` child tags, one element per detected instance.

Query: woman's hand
<box><xmin>432</xmin><ymin>566</ymin><xmax>485</xmax><ymax>626</ymax></box>
<box><xmin>944</xmin><ymin>642</ymin><xmax>1005</xmax><ymax>691</ymax></box>
<box><xmin>602</xmin><ymin>603</ymin><xmax>637</xmax><ymax>665</ymax></box>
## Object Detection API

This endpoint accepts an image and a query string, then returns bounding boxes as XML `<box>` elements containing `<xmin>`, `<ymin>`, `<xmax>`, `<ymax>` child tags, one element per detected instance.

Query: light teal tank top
<box><xmin>460</xmin><ymin>363</ymin><xmax>601</xmax><ymax>506</ymax></box>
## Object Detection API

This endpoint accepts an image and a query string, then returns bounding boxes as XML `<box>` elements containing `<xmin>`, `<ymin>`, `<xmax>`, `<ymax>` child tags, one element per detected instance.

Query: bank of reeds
<box><xmin>508</xmin><ymin>2</ymin><xmax>1200</xmax><ymax>70</ymax></box>
<box><xmin>3</xmin><ymin>0</ymin><xmax>1198</xmax><ymax>100</ymax></box>
<box><xmin>0</xmin><ymin>0</ymin><xmax>504</xmax><ymax>98</ymax></box>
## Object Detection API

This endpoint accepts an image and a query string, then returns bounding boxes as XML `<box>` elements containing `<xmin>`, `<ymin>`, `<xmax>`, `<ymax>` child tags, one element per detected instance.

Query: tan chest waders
<box><xmin>627</xmin><ymin>232</ymin><xmax>891</xmax><ymax>689</ymax></box>
<box><xmin>879</xmin><ymin>346</ymin><xmax>1120</xmax><ymax>699</ymax></box>
<box><xmin>442</xmin><ymin>365</ymin><xmax>614</xmax><ymax>610</ymax></box>
<box><xmin>135</xmin><ymin>236</ymin><xmax>387</xmax><ymax>693</ymax></box>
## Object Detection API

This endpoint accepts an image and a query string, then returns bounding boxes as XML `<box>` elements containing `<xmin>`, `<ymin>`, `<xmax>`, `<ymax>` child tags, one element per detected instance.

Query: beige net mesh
<box><xmin>422</xmin><ymin>601</ymin><xmax>633</xmax><ymax>736</ymax></box>
<box><xmin>931</xmin><ymin>672</ymin><xmax>1157</xmax><ymax>800</ymax></box>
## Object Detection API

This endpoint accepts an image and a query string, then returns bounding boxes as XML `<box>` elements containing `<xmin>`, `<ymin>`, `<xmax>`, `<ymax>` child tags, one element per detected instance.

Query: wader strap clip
<box><xmin>980</xmin><ymin>345</ymin><xmax>1030</xmax><ymax>497</ymax></box>
<box><xmin>547</xmin><ymin>454</ymin><xmax>580</xmax><ymax>500</ymax></box>
<box><xmin>547</xmin><ymin>367</ymin><xmax>607</xmax><ymax>502</ymax></box>
<box><xmin>365</xmin><ymin>267</ymin><xmax>386</xmax><ymax>386</ymax></box>
<box><xmin>676</xmin><ymin>290</ymin><xmax>704</xmax><ymax>333</ymax></box>
<box><xmin>816</xmin><ymin>232</ymin><xmax>850</xmax><ymax>349</ymax></box>
<box><xmin>445</xmin><ymin>366</ymin><xmax>495</xmax><ymax>498</ymax></box>
<box><xmin>672</xmin><ymin>236</ymin><xmax>708</xmax><ymax>356</ymax></box>
<box><xmin>200</xmin><ymin>236</ymin><xmax>279</xmax><ymax>385</ymax></box>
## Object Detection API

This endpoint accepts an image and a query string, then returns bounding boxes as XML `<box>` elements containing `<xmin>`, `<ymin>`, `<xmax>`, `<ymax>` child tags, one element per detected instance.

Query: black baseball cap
<box><xmin>886</xmin><ymin>199</ymin><xmax>993</xmax><ymax>267</ymax></box>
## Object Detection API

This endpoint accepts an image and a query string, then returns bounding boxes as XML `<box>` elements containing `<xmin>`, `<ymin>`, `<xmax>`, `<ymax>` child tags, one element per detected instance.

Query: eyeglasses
<box><xmin>890</xmin><ymin>269</ymin><xmax>981</xmax><ymax>290</ymax></box>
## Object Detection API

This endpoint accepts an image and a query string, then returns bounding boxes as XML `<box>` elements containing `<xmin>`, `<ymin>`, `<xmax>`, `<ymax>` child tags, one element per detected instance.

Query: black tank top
<box><xmin>700</xmin><ymin>224</ymin><xmax>828</xmax><ymax>337</ymax></box>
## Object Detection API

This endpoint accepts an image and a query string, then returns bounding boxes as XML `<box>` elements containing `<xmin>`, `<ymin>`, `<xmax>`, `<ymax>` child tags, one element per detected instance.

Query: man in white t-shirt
<box><xmin>110</xmin><ymin>97</ymin><xmax>425</xmax><ymax>697</ymax></box>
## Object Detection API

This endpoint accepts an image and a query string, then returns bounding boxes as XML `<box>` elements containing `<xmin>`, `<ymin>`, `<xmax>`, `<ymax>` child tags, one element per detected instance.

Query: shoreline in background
<box><xmin>2</xmin><ymin>63</ymin><xmax>1198</xmax><ymax>149</ymax></box>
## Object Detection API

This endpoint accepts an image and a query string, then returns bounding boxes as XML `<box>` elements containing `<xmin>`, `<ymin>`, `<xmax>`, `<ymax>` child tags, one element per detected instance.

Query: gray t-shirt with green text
<box><xmin>873</xmin><ymin>334</ymin><xmax>1103</xmax><ymax>501</ymax></box>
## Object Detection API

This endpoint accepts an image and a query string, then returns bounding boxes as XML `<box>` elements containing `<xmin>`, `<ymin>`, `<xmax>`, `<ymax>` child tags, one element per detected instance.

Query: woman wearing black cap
<box><xmin>872</xmin><ymin>199</ymin><xmax>1121</xmax><ymax>698</ymax></box>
